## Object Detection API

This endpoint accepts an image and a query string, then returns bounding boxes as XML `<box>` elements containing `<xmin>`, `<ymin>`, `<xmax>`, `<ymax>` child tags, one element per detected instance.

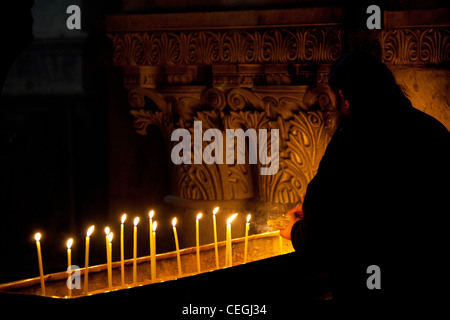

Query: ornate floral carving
<box><xmin>107</xmin><ymin>10</ymin><xmax>448</xmax><ymax>209</ymax></box>
<box><xmin>381</xmin><ymin>27</ymin><xmax>449</xmax><ymax>65</ymax></box>
<box><xmin>108</xmin><ymin>27</ymin><xmax>343</xmax><ymax>67</ymax></box>
<box><xmin>176</xmin><ymin>163</ymin><xmax>224</xmax><ymax>200</ymax></box>
<box><xmin>127</xmin><ymin>84</ymin><xmax>334</xmax><ymax>202</ymax></box>
<box><xmin>259</xmin><ymin>111</ymin><xmax>331</xmax><ymax>204</ymax></box>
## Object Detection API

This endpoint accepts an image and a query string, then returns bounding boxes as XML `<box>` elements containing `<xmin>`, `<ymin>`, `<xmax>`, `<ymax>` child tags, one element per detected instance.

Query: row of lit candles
<box><xmin>33</xmin><ymin>207</ymin><xmax>252</xmax><ymax>297</ymax></box>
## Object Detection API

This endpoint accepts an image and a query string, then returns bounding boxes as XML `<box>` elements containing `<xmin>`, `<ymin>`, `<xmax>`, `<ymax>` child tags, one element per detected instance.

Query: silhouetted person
<box><xmin>281</xmin><ymin>52</ymin><xmax>449</xmax><ymax>308</ymax></box>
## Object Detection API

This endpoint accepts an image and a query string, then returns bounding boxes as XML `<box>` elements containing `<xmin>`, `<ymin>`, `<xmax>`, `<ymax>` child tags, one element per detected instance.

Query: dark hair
<box><xmin>328</xmin><ymin>52</ymin><xmax>410</xmax><ymax>116</ymax></box>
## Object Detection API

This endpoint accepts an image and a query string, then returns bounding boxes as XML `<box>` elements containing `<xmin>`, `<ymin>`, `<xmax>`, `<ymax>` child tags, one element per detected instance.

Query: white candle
<box><xmin>149</xmin><ymin>210</ymin><xmax>154</xmax><ymax>280</ymax></box>
<box><xmin>120</xmin><ymin>213</ymin><xmax>126</xmax><ymax>287</ymax></box>
<box><xmin>107</xmin><ymin>232</ymin><xmax>114</xmax><ymax>289</ymax></box>
<box><xmin>67</xmin><ymin>238</ymin><xmax>73</xmax><ymax>298</ymax></box>
<box><xmin>104</xmin><ymin>226</ymin><xmax>110</xmax><ymax>265</ymax></box>
<box><xmin>104</xmin><ymin>226</ymin><xmax>110</xmax><ymax>289</ymax></box>
<box><xmin>84</xmin><ymin>225</ymin><xmax>95</xmax><ymax>293</ymax></box>
<box><xmin>196</xmin><ymin>213</ymin><xmax>203</xmax><ymax>273</ymax></box>
<box><xmin>34</xmin><ymin>233</ymin><xmax>45</xmax><ymax>296</ymax></box>
<box><xmin>212</xmin><ymin>207</ymin><xmax>219</xmax><ymax>269</ymax></box>
<box><xmin>151</xmin><ymin>221</ymin><xmax>157</xmax><ymax>281</ymax></box>
<box><xmin>172</xmin><ymin>217</ymin><xmax>182</xmax><ymax>276</ymax></box>
<box><xmin>225</xmin><ymin>213</ymin><xmax>238</xmax><ymax>267</ymax></box>
<box><xmin>279</xmin><ymin>230</ymin><xmax>283</xmax><ymax>255</ymax></box>
<box><xmin>244</xmin><ymin>214</ymin><xmax>251</xmax><ymax>263</ymax></box>
<box><xmin>133</xmin><ymin>217</ymin><xmax>140</xmax><ymax>285</ymax></box>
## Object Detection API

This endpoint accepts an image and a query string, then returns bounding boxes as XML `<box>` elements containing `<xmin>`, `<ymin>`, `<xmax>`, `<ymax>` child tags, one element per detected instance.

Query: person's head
<box><xmin>328</xmin><ymin>51</ymin><xmax>409</xmax><ymax>120</ymax></box>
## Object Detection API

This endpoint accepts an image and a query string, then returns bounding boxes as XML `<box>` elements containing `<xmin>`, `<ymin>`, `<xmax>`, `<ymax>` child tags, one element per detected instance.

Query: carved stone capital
<box><xmin>106</xmin><ymin>9</ymin><xmax>449</xmax><ymax>205</ymax></box>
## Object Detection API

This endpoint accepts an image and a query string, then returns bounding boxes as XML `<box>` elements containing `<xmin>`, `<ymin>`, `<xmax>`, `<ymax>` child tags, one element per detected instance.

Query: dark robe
<box><xmin>291</xmin><ymin>101</ymin><xmax>449</xmax><ymax>307</ymax></box>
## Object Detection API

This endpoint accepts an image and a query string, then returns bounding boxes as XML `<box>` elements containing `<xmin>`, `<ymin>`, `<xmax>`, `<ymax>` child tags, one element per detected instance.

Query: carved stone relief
<box><xmin>126</xmin><ymin>84</ymin><xmax>333</xmax><ymax>204</ymax></box>
<box><xmin>107</xmin><ymin>14</ymin><xmax>449</xmax><ymax>205</ymax></box>
<box><xmin>108</xmin><ymin>27</ymin><xmax>343</xmax><ymax>67</ymax></box>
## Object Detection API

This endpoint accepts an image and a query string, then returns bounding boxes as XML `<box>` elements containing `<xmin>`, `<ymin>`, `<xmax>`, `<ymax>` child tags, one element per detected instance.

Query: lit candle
<box><xmin>107</xmin><ymin>232</ymin><xmax>114</xmax><ymax>289</ymax></box>
<box><xmin>133</xmin><ymin>217</ymin><xmax>140</xmax><ymax>285</ymax></box>
<box><xmin>34</xmin><ymin>233</ymin><xmax>45</xmax><ymax>296</ymax></box>
<box><xmin>196</xmin><ymin>213</ymin><xmax>203</xmax><ymax>273</ymax></box>
<box><xmin>151</xmin><ymin>221</ymin><xmax>157</xmax><ymax>281</ymax></box>
<box><xmin>67</xmin><ymin>238</ymin><xmax>73</xmax><ymax>298</ymax></box>
<box><xmin>104</xmin><ymin>227</ymin><xmax>111</xmax><ymax>290</ymax></box>
<box><xmin>120</xmin><ymin>213</ymin><xmax>126</xmax><ymax>287</ymax></box>
<box><xmin>279</xmin><ymin>230</ymin><xmax>283</xmax><ymax>255</ymax></box>
<box><xmin>84</xmin><ymin>225</ymin><xmax>95</xmax><ymax>293</ymax></box>
<box><xmin>172</xmin><ymin>217</ymin><xmax>182</xmax><ymax>276</ymax></box>
<box><xmin>104</xmin><ymin>226</ymin><xmax>110</xmax><ymax>263</ymax></box>
<box><xmin>225</xmin><ymin>213</ymin><xmax>238</xmax><ymax>267</ymax></box>
<box><xmin>212</xmin><ymin>207</ymin><xmax>219</xmax><ymax>269</ymax></box>
<box><xmin>149</xmin><ymin>210</ymin><xmax>154</xmax><ymax>280</ymax></box>
<box><xmin>244</xmin><ymin>214</ymin><xmax>251</xmax><ymax>263</ymax></box>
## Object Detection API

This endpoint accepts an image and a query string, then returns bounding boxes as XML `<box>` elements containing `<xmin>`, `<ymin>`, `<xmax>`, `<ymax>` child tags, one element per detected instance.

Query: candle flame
<box><xmin>67</xmin><ymin>238</ymin><xmax>73</xmax><ymax>249</ymax></box>
<box><xmin>196</xmin><ymin>213</ymin><xmax>203</xmax><ymax>220</ymax></box>
<box><xmin>152</xmin><ymin>221</ymin><xmax>157</xmax><ymax>232</ymax></box>
<box><xmin>87</xmin><ymin>225</ymin><xmax>95</xmax><ymax>237</ymax></box>
<box><xmin>34</xmin><ymin>232</ymin><xmax>41</xmax><ymax>242</ymax></box>
<box><xmin>247</xmin><ymin>214</ymin><xmax>251</xmax><ymax>223</ymax></box>
<box><xmin>105</xmin><ymin>227</ymin><xmax>110</xmax><ymax>235</ymax></box>
<box><xmin>172</xmin><ymin>217</ymin><xmax>177</xmax><ymax>227</ymax></box>
<box><xmin>227</xmin><ymin>213</ymin><xmax>238</xmax><ymax>224</ymax></box>
<box><xmin>149</xmin><ymin>210</ymin><xmax>155</xmax><ymax>219</ymax></box>
<box><xmin>121</xmin><ymin>213</ymin><xmax>127</xmax><ymax>224</ymax></box>
<box><xmin>134</xmin><ymin>217</ymin><xmax>140</xmax><ymax>226</ymax></box>
<box><xmin>213</xmin><ymin>207</ymin><xmax>219</xmax><ymax>215</ymax></box>
<box><xmin>107</xmin><ymin>232</ymin><xmax>114</xmax><ymax>243</ymax></box>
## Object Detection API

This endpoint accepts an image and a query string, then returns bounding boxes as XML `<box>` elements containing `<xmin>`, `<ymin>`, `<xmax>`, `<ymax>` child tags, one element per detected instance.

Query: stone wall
<box><xmin>105</xmin><ymin>5</ymin><xmax>449</xmax><ymax>238</ymax></box>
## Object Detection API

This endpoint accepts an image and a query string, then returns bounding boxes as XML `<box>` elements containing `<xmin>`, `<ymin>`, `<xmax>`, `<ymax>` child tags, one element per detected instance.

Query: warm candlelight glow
<box><xmin>244</xmin><ymin>214</ymin><xmax>251</xmax><ymax>264</ymax></box>
<box><xmin>84</xmin><ymin>226</ymin><xmax>94</xmax><ymax>294</ymax></box>
<box><xmin>87</xmin><ymin>225</ymin><xmax>95</xmax><ymax>237</ymax></box>
<box><xmin>133</xmin><ymin>217</ymin><xmax>139</xmax><ymax>285</ymax></box>
<box><xmin>172</xmin><ymin>217</ymin><xmax>182</xmax><ymax>276</ymax></box>
<box><xmin>34</xmin><ymin>232</ymin><xmax>45</xmax><ymax>295</ymax></box>
<box><xmin>67</xmin><ymin>238</ymin><xmax>73</xmax><ymax>249</ymax></box>
<box><xmin>149</xmin><ymin>211</ymin><xmax>155</xmax><ymax>281</ymax></box>
<box><xmin>107</xmin><ymin>232</ymin><xmax>113</xmax><ymax>289</ymax></box>
<box><xmin>67</xmin><ymin>238</ymin><xmax>73</xmax><ymax>298</ymax></box>
<box><xmin>225</xmin><ymin>213</ymin><xmax>238</xmax><ymax>267</ymax></box>
<box><xmin>196</xmin><ymin>213</ymin><xmax>202</xmax><ymax>273</ymax></box>
<box><xmin>120</xmin><ymin>215</ymin><xmax>126</xmax><ymax>287</ymax></box>
<box><xmin>212</xmin><ymin>207</ymin><xmax>219</xmax><ymax>269</ymax></box>
<box><xmin>227</xmin><ymin>213</ymin><xmax>238</xmax><ymax>224</ymax></box>
<box><xmin>151</xmin><ymin>220</ymin><xmax>157</xmax><ymax>281</ymax></box>
<box><xmin>104</xmin><ymin>226</ymin><xmax>111</xmax><ymax>289</ymax></box>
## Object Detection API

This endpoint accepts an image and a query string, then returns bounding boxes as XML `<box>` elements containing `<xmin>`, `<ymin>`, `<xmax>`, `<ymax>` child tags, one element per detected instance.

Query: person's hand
<box><xmin>279</xmin><ymin>202</ymin><xmax>303</xmax><ymax>240</ymax></box>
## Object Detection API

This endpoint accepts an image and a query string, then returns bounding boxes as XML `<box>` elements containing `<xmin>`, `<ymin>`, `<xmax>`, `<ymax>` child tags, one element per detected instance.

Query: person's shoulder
<box><xmin>406</xmin><ymin>106</ymin><xmax>449</xmax><ymax>138</ymax></box>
